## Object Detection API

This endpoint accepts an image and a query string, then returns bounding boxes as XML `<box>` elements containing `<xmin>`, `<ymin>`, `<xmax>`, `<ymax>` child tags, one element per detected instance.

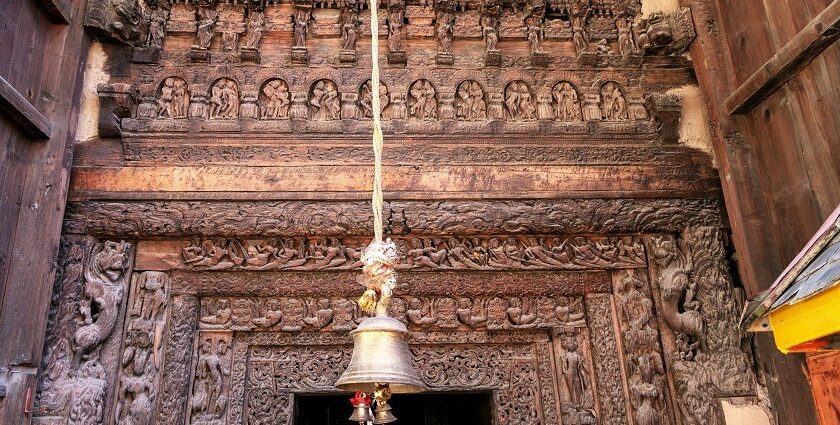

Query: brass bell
<box><xmin>373</xmin><ymin>402</ymin><xmax>398</xmax><ymax>424</ymax></box>
<box><xmin>348</xmin><ymin>404</ymin><xmax>374</xmax><ymax>423</ymax></box>
<box><xmin>335</xmin><ymin>316</ymin><xmax>427</xmax><ymax>393</ymax></box>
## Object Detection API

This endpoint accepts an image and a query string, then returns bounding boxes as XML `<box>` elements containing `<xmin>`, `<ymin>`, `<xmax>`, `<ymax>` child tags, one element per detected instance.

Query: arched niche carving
<box><xmin>309</xmin><ymin>79</ymin><xmax>341</xmax><ymax>121</ymax></box>
<box><xmin>407</xmin><ymin>79</ymin><xmax>438</xmax><ymax>120</ymax></box>
<box><xmin>358</xmin><ymin>79</ymin><xmax>390</xmax><ymax>119</ymax></box>
<box><xmin>209</xmin><ymin>78</ymin><xmax>240</xmax><ymax>120</ymax></box>
<box><xmin>552</xmin><ymin>81</ymin><xmax>582</xmax><ymax>122</ymax></box>
<box><xmin>504</xmin><ymin>81</ymin><xmax>537</xmax><ymax>120</ymax></box>
<box><xmin>600</xmin><ymin>81</ymin><xmax>629</xmax><ymax>121</ymax></box>
<box><xmin>259</xmin><ymin>79</ymin><xmax>291</xmax><ymax>120</ymax></box>
<box><xmin>455</xmin><ymin>80</ymin><xmax>487</xmax><ymax>121</ymax></box>
<box><xmin>156</xmin><ymin>76</ymin><xmax>190</xmax><ymax>119</ymax></box>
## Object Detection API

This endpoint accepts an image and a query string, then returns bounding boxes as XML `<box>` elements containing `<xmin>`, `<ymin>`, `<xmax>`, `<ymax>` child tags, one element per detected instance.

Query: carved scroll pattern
<box><xmin>34</xmin><ymin>239</ymin><xmax>134</xmax><ymax>424</ymax></box>
<box><xmin>114</xmin><ymin>271</ymin><xmax>171</xmax><ymax>425</ymax></box>
<box><xmin>585</xmin><ymin>294</ymin><xmax>629</xmax><ymax>425</ymax></box>
<box><xmin>646</xmin><ymin>230</ymin><xmax>757</xmax><ymax>425</ymax></box>
<box><xmin>179</xmin><ymin>235</ymin><xmax>647</xmax><ymax>272</ymax></box>
<box><xmin>241</xmin><ymin>342</ymin><xmax>555</xmax><ymax>425</ymax></box>
<box><xmin>197</xmin><ymin>295</ymin><xmax>587</xmax><ymax>333</ymax></box>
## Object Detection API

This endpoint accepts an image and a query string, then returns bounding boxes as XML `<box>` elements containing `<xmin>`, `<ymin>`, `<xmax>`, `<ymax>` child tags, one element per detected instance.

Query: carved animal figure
<box><xmin>661</xmin><ymin>271</ymin><xmax>705</xmax><ymax>351</ymax></box>
<box><xmin>74</xmin><ymin>241</ymin><xmax>130</xmax><ymax>354</ymax></box>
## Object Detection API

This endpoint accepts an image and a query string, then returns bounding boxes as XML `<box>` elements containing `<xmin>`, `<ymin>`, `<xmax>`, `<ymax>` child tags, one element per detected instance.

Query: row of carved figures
<box><xmin>149</xmin><ymin>76</ymin><xmax>646</xmax><ymax>122</ymax></box>
<box><xmin>199</xmin><ymin>295</ymin><xmax>587</xmax><ymax>331</ymax></box>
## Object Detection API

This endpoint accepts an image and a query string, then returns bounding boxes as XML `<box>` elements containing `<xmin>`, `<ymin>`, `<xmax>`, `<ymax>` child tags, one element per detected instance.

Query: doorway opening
<box><xmin>294</xmin><ymin>391</ymin><xmax>494</xmax><ymax>425</ymax></box>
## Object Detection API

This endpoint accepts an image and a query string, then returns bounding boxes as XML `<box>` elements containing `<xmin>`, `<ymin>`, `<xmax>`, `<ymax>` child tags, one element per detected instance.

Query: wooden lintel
<box><xmin>0</xmin><ymin>76</ymin><xmax>52</xmax><ymax>140</ymax></box>
<box><xmin>34</xmin><ymin>0</ymin><xmax>71</xmax><ymax>24</ymax></box>
<box><xmin>726</xmin><ymin>1</ymin><xmax>840</xmax><ymax>115</ymax></box>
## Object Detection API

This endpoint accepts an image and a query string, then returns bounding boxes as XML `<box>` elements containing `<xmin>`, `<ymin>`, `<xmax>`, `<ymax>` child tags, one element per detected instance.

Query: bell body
<box><xmin>335</xmin><ymin>316</ymin><xmax>427</xmax><ymax>393</ymax></box>
<box><xmin>348</xmin><ymin>404</ymin><xmax>374</xmax><ymax>423</ymax></box>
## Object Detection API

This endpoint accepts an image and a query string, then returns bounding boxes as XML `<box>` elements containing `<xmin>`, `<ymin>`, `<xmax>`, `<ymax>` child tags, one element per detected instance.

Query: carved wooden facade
<box><xmin>33</xmin><ymin>0</ymin><xmax>771</xmax><ymax>424</ymax></box>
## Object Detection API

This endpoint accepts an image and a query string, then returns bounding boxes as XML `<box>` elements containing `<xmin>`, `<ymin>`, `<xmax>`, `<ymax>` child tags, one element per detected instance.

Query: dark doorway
<box><xmin>294</xmin><ymin>392</ymin><xmax>494</xmax><ymax>425</ymax></box>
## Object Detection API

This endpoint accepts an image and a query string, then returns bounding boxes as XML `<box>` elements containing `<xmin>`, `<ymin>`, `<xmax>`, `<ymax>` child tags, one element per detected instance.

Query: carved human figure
<box><xmin>209</xmin><ymin>79</ymin><xmax>240</xmax><ymax>119</ymax></box>
<box><xmin>342</xmin><ymin>22</ymin><xmax>358</xmax><ymax>51</ymax></box>
<box><xmin>596</xmin><ymin>38</ymin><xmax>612</xmax><ymax>55</ymax></box>
<box><xmin>293</xmin><ymin>7</ymin><xmax>311</xmax><ymax>48</ymax></box>
<box><xmin>617</xmin><ymin>19</ymin><xmax>636</xmax><ymax>56</ymax></box>
<box><xmin>192</xmin><ymin>338</ymin><xmax>231</xmax><ymax>419</ymax></box>
<box><xmin>456</xmin><ymin>298</ymin><xmax>487</xmax><ymax>327</ymax></box>
<box><xmin>157</xmin><ymin>77</ymin><xmax>175</xmax><ymax>118</ymax></box>
<box><xmin>483</xmin><ymin>26</ymin><xmax>498</xmax><ymax>52</ymax></box>
<box><xmin>251</xmin><ymin>299</ymin><xmax>282</xmax><ymax>328</ymax></box>
<box><xmin>527</xmin><ymin>25</ymin><xmax>544</xmax><ymax>55</ymax></box>
<box><xmin>552</xmin><ymin>82</ymin><xmax>581</xmax><ymax>122</ymax></box>
<box><xmin>406</xmin><ymin>297</ymin><xmax>437</xmax><ymax>326</ymax></box>
<box><xmin>436</xmin><ymin>12</ymin><xmax>454</xmax><ymax>55</ymax></box>
<box><xmin>359</xmin><ymin>80</ymin><xmax>389</xmax><ymax>119</ymax></box>
<box><xmin>222</xmin><ymin>31</ymin><xmax>238</xmax><ymax>52</ymax></box>
<box><xmin>147</xmin><ymin>8</ymin><xmax>168</xmax><ymax>49</ymax></box>
<box><xmin>201</xmin><ymin>299</ymin><xmax>232</xmax><ymax>326</ymax></box>
<box><xmin>194</xmin><ymin>8</ymin><xmax>218</xmax><ymax>50</ymax></box>
<box><xmin>600</xmin><ymin>82</ymin><xmax>628</xmax><ymax>121</ymax></box>
<box><xmin>310</xmin><ymin>80</ymin><xmax>340</xmax><ymax>120</ymax></box>
<box><xmin>303</xmin><ymin>298</ymin><xmax>335</xmax><ymax>329</ymax></box>
<box><xmin>572</xmin><ymin>26</ymin><xmax>588</xmax><ymax>53</ymax></box>
<box><xmin>559</xmin><ymin>333</ymin><xmax>590</xmax><ymax>406</ymax></box>
<box><xmin>387</xmin><ymin>0</ymin><xmax>405</xmax><ymax>52</ymax></box>
<box><xmin>243</xmin><ymin>11</ymin><xmax>265</xmax><ymax>49</ymax></box>
<box><xmin>630</xmin><ymin>352</ymin><xmax>665</xmax><ymax>425</ymax></box>
<box><xmin>507</xmin><ymin>297</ymin><xmax>537</xmax><ymax>326</ymax></box>
<box><xmin>455</xmin><ymin>81</ymin><xmax>487</xmax><ymax>121</ymax></box>
<box><xmin>260</xmin><ymin>79</ymin><xmax>291</xmax><ymax>119</ymax></box>
<box><xmin>408</xmin><ymin>80</ymin><xmax>437</xmax><ymax>120</ymax></box>
<box><xmin>505</xmin><ymin>82</ymin><xmax>536</xmax><ymax>120</ymax></box>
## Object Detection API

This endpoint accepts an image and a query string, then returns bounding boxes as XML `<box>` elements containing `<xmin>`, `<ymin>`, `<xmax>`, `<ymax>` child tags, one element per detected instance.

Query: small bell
<box><xmin>348</xmin><ymin>392</ymin><xmax>374</xmax><ymax>423</ymax></box>
<box><xmin>373</xmin><ymin>402</ymin><xmax>397</xmax><ymax>424</ymax></box>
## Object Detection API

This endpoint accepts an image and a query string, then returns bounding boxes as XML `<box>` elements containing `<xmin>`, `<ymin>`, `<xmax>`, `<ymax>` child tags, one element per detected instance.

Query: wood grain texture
<box><xmin>0</xmin><ymin>75</ymin><xmax>52</xmax><ymax>139</ymax></box>
<box><xmin>726</xmin><ymin>0</ymin><xmax>840</xmax><ymax>115</ymax></box>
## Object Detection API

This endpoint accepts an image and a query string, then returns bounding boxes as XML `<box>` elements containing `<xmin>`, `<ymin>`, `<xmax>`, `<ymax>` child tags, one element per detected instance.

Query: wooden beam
<box><xmin>33</xmin><ymin>0</ymin><xmax>71</xmax><ymax>24</ymax></box>
<box><xmin>726</xmin><ymin>0</ymin><xmax>840</xmax><ymax>115</ymax></box>
<box><xmin>0</xmin><ymin>75</ymin><xmax>52</xmax><ymax>139</ymax></box>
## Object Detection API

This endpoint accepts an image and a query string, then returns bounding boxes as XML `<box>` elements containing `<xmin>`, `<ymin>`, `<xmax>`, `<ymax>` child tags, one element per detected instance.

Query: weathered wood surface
<box><xmin>807</xmin><ymin>351</ymin><xmax>840</xmax><ymax>425</ymax></box>
<box><xmin>726</xmin><ymin>1</ymin><xmax>840</xmax><ymax>115</ymax></box>
<box><xmin>0</xmin><ymin>75</ymin><xmax>52</xmax><ymax>139</ymax></box>
<box><xmin>0</xmin><ymin>0</ymin><xmax>89</xmax><ymax>423</ymax></box>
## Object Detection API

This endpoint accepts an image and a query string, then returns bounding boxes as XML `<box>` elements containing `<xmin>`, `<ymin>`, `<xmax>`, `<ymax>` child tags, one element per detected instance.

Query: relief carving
<box><xmin>115</xmin><ymin>271</ymin><xmax>170</xmax><ymax>425</ymax></box>
<box><xmin>199</xmin><ymin>295</ymin><xmax>587</xmax><ymax>333</ymax></box>
<box><xmin>434</xmin><ymin>0</ymin><xmax>455</xmax><ymax>65</ymax></box>
<box><xmin>309</xmin><ymin>79</ymin><xmax>341</xmax><ymax>121</ymax></box>
<box><xmin>408</xmin><ymin>80</ymin><xmax>438</xmax><ymax>120</ymax></box>
<box><xmin>600</xmin><ymin>81</ymin><xmax>628</xmax><ymax>121</ymax></box>
<box><xmin>176</xmin><ymin>235</ymin><xmax>647</xmax><ymax>272</ymax></box>
<box><xmin>35</xmin><ymin>240</ymin><xmax>134</xmax><ymax>425</ymax></box>
<box><xmin>358</xmin><ymin>80</ymin><xmax>390</xmax><ymax>119</ymax></box>
<box><xmin>259</xmin><ymin>79</ymin><xmax>291</xmax><ymax>119</ymax></box>
<box><xmin>386</xmin><ymin>0</ymin><xmax>407</xmax><ymax>64</ymax></box>
<box><xmin>504</xmin><ymin>81</ymin><xmax>536</xmax><ymax>120</ymax></box>
<box><xmin>556</xmin><ymin>331</ymin><xmax>597</xmax><ymax>425</ymax></box>
<box><xmin>480</xmin><ymin>0</ymin><xmax>502</xmax><ymax>65</ymax></box>
<box><xmin>586</xmin><ymin>294</ymin><xmax>629</xmax><ymax>425</ymax></box>
<box><xmin>189</xmin><ymin>333</ymin><xmax>233</xmax><ymax>425</ymax></box>
<box><xmin>552</xmin><ymin>81</ymin><xmax>582</xmax><ymax>122</ymax></box>
<box><xmin>454</xmin><ymin>80</ymin><xmax>487</xmax><ymax>121</ymax></box>
<box><xmin>209</xmin><ymin>78</ymin><xmax>240</xmax><ymax>119</ymax></box>
<box><xmin>157</xmin><ymin>77</ymin><xmax>190</xmax><ymax>119</ymax></box>
<box><xmin>339</xmin><ymin>0</ymin><xmax>361</xmax><ymax>63</ymax></box>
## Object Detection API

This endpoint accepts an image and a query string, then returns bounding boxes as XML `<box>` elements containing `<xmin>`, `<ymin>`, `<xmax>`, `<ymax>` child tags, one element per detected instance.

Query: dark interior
<box><xmin>294</xmin><ymin>392</ymin><xmax>493</xmax><ymax>425</ymax></box>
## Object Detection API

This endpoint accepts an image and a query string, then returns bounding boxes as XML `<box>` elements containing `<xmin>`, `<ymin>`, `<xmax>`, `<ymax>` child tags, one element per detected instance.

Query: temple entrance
<box><xmin>294</xmin><ymin>392</ymin><xmax>493</xmax><ymax>425</ymax></box>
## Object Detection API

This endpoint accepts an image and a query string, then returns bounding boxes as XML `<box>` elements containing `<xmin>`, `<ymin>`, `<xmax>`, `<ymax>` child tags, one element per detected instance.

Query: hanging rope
<box><xmin>369</xmin><ymin>0</ymin><xmax>385</xmax><ymax>243</ymax></box>
<box><xmin>356</xmin><ymin>0</ymin><xmax>398</xmax><ymax>316</ymax></box>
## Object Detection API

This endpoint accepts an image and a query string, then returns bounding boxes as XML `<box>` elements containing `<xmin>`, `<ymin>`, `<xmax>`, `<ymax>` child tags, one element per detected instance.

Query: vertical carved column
<box><xmin>114</xmin><ymin>272</ymin><xmax>171</xmax><ymax>425</ymax></box>
<box><xmin>585</xmin><ymin>294</ymin><xmax>630</xmax><ymax>425</ymax></box>
<box><xmin>33</xmin><ymin>239</ymin><xmax>135</xmax><ymax>425</ymax></box>
<box><xmin>612</xmin><ymin>269</ymin><xmax>676</xmax><ymax>425</ymax></box>
<box><xmin>646</xmin><ymin>229</ymin><xmax>760</xmax><ymax>425</ymax></box>
<box><xmin>155</xmin><ymin>295</ymin><xmax>199</xmax><ymax>425</ymax></box>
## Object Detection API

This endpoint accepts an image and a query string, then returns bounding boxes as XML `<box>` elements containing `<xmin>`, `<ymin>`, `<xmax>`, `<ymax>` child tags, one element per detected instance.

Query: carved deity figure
<box><xmin>209</xmin><ymin>79</ymin><xmax>240</xmax><ymax>119</ymax></box>
<box><xmin>527</xmin><ymin>25</ymin><xmax>544</xmax><ymax>54</ymax></box>
<box><xmin>243</xmin><ymin>11</ymin><xmax>265</xmax><ymax>49</ymax></box>
<box><xmin>617</xmin><ymin>18</ymin><xmax>636</xmax><ymax>56</ymax></box>
<box><xmin>408</xmin><ymin>80</ymin><xmax>438</xmax><ymax>120</ymax></box>
<box><xmin>559</xmin><ymin>333</ymin><xmax>591</xmax><ymax>407</ymax></box>
<box><xmin>600</xmin><ymin>81</ymin><xmax>628</xmax><ymax>121</ymax></box>
<box><xmin>456</xmin><ymin>298</ymin><xmax>487</xmax><ymax>327</ymax></box>
<box><xmin>572</xmin><ymin>25</ymin><xmax>588</xmax><ymax>53</ymax></box>
<box><xmin>147</xmin><ymin>8</ymin><xmax>168</xmax><ymax>49</ymax></box>
<box><xmin>480</xmin><ymin>0</ymin><xmax>501</xmax><ymax>51</ymax></box>
<box><xmin>359</xmin><ymin>80</ymin><xmax>389</xmax><ymax>119</ymax></box>
<box><xmin>309</xmin><ymin>80</ymin><xmax>340</xmax><ymax>120</ymax></box>
<box><xmin>550</xmin><ymin>82</ymin><xmax>580</xmax><ymax>122</ymax></box>
<box><xmin>251</xmin><ymin>299</ymin><xmax>282</xmax><ymax>328</ymax></box>
<box><xmin>293</xmin><ymin>7</ymin><xmax>311</xmax><ymax>48</ymax></box>
<box><xmin>304</xmin><ymin>298</ymin><xmax>335</xmax><ymax>329</ymax></box>
<box><xmin>505</xmin><ymin>82</ymin><xmax>536</xmax><ymax>120</ymax></box>
<box><xmin>191</xmin><ymin>338</ymin><xmax>231</xmax><ymax>420</ymax></box>
<box><xmin>387</xmin><ymin>0</ymin><xmax>406</xmax><ymax>52</ymax></box>
<box><xmin>194</xmin><ymin>7</ymin><xmax>218</xmax><ymax>50</ymax></box>
<box><xmin>455</xmin><ymin>81</ymin><xmax>487</xmax><ymax>121</ymax></box>
<box><xmin>436</xmin><ymin>11</ymin><xmax>455</xmax><ymax>55</ymax></box>
<box><xmin>260</xmin><ymin>79</ymin><xmax>291</xmax><ymax>119</ymax></box>
<box><xmin>342</xmin><ymin>22</ymin><xmax>358</xmax><ymax>51</ymax></box>
<box><xmin>596</xmin><ymin>38</ymin><xmax>612</xmax><ymax>56</ymax></box>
